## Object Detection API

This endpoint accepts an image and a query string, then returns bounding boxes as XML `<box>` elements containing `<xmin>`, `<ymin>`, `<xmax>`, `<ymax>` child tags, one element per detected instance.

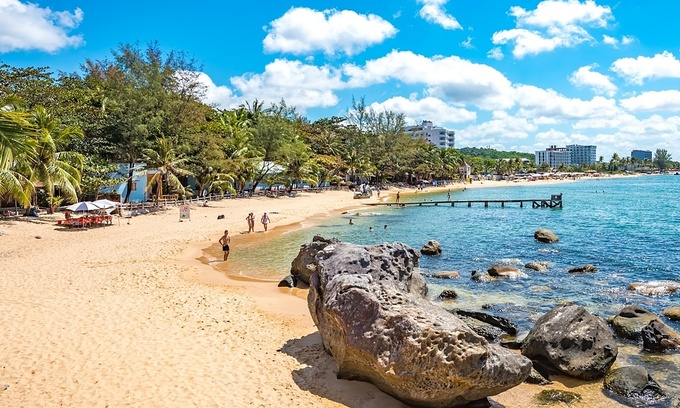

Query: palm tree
<box><xmin>141</xmin><ymin>136</ymin><xmax>192</xmax><ymax>203</ymax></box>
<box><xmin>25</xmin><ymin>106</ymin><xmax>84</xmax><ymax>211</ymax></box>
<box><xmin>0</xmin><ymin>109</ymin><xmax>37</xmax><ymax>206</ymax></box>
<box><xmin>278</xmin><ymin>136</ymin><xmax>318</xmax><ymax>193</ymax></box>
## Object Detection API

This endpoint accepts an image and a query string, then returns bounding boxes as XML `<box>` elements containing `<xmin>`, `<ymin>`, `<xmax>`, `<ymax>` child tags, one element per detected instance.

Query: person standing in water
<box><xmin>261</xmin><ymin>212</ymin><xmax>271</xmax><ymax>231</ymax></box>
<box><xmin>396</xmin><ymin>191</ymin><xmax>400</xmax><ymax>203</ymax></box>
<box><xmin>246</xmin><ymin>212</ymin><xmax>255</xmax><ymax>232</ymax></box>
<box><xmin>218</xmin><ymin>230</ymin><xmax>231</xmax><ymax>261</ymax></box>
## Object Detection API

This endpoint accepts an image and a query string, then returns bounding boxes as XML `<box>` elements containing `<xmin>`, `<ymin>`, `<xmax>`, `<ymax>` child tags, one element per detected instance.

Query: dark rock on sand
<box><xmin>437</xmin><ymin>289</ymin><xmax>458</xmax><ymax>300</ymax></box>
<box><xmin>471</xmin><ymin>270</ymin><xmax>496</xmax><ymax>283</ymax></box>
<box><xmin>420</xmin><ymin>240</ymin><xmax>442</xmax><ymax>256</ymax></box>
<box><xmin>603</xmin><ymin>366</ymin><xmax>667</xmax><ymax>407</ymax></box>
<box><xmin>663</xmin><ymin>307</ymin><xmax>680</xmax><ymax>321</ymax></box>
<box><xmin>453</xmin><ymin>310</ymin><xmax>518</xmax><ymax>335</ymax></box>
<box><xmin>608</xmin><ymin>304</ymin><xmax>660</xmax><ymax>341</ymax></box>
<box><xmin>641</xmin><ymin>320</ymin><xmax>680</xmax><ymax>352</ymax></box>
<box><xmin>290</xmin><ymin>235</ymin><xmax>339</xmax><ymax>285</ymax></box>
<box><xmin>433</xmin><ymin>270</ymin><xmax>460</xmax><ymax>279</ymax></box>
<box><xmin>525</xmin><ymin>367</ymin><xmax>552</xmax><ymax>385</ymax></box>
<box><xmin>568</xmin><ymin>264</ymin><xmax>598</xmax><ymax>273</ymax></box>
<box><xmin>534</xmin><ymin>390</ymin><xmax>581</xmax><ymax>405</ymax></box>
<box><xmin>277</xmin><ymin>274</ymin><xmax>297</xmax><ymax>288</ymax></box>
<box><xmin>534</xmin><ymin>228</ymin><xmax>559</xmax><ymax>243</ymax></box>
<box><xmin>308</xmin><ymin>240</ymin><xmax>531</xmax><ymax>408</ymax></box>
<box><xmin>524</xmin><ymin>261</ymin><xmax>551</xmax><ymax>272</ymax></box>
<box><xmin>487</xmin><ymin>264</ymin><xmax>527</xmax><ymax>279</ymax></box>
<box><xmin>627</xmin><ymin>281</ymin><xmax>680</xmax><ymax>296</ymax></box>
<box><xmin>521</xmin><ymin>304</ymin><xmax>618</xmax><ymax>380</ymax></box>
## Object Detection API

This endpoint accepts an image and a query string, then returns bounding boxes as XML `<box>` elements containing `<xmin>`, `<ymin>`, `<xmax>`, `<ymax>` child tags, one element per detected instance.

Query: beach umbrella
<box><xmin>65</xmin><ymin>201</ymin><xmax>101</xmax><ymax>212</ymax></box>
<box><xmin>92</xmin><ymin>199</ymin><xmax>119</xmax><ymax>209</ymax></box>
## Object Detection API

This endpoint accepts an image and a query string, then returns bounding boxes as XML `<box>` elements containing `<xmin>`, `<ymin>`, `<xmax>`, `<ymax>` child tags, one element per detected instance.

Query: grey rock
<box><xmin>628</xmin><ymin>281</ymin><xmax>680</xmax><ymax>296</ymax></box>
<box><xmin>524</xmin><ymin>261</ymin><xmax>551</xmax><ymax>272</ymax></box>
<box><xmin>568</xmin><ymin>264</ymin><xmax>597</xmax><ymax>273</ymax></box>
<box><xmin>308</xmin><ymin>240</ymin><xmax>531</xmax><ymax>407</ymax></box>
<box><xmin>487</xmin><ymin>264</ymin><xmax>528</xmax><ymax>279</ymax></box>
<box><xmin>471</xmin><ymin>270</ymin><xmax>496</xmax><ymax>283</ymax></box>
<box><xmin>521</xmin><ymin>304</ymin><xmax>618</xmax><ymax>380</ymax></box>
<box><xmin>525</xmin><ymin>368</ymin><xmax>552</xmax><ymax>385</ymax></box>
<box><xmin>608</xmin><ymin>305</ymin><xmax>660</xmax><ymax>341</ymax></box>
<box><xmin>453</xmin><ymin>310</ymin><xmax>518</xmax><ymax>335</ymax></box>
<box><xmin>604</xmin><ymin>366</ymin><xmax>667</xmax><ymax>406</ymax></box>
<box><xmin>641</xmin><ymin>320</ymin><xmax>680</xmax><ymax>352</ymax></box>
<box><xmin>290</xmin><ymin>235</ymin><xmax>339</xmax><ymax>285</ymax></box>
<box><xmin>534</xmin><ymin>228</ymin><xmax>559</xmax><ymax>243</ymax></box>
<box><xmin>421</xmin><ymin>240</ymin><xmax>442</xmax><ymax>256</ymax></box>
<box><xmin>433</xmin><ymin>270</ymin><xmax>460</xmax><ymax>279</ymax></box>
<box><xmin>437</xmin><ymin>289</ymin><xmax>458</xmax><ymax>300</ymax></box>
<box><xmin>277</xmin><ymin>274</ymin><xmax>297</xmax><ymax>288</ymax></box>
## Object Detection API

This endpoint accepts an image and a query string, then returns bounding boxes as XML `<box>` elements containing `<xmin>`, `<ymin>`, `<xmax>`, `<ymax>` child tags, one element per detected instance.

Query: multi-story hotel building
<box><xmin>404</xmin><ymin>120</ymin><xmax>455</xmax><ymax>148</ymax></box>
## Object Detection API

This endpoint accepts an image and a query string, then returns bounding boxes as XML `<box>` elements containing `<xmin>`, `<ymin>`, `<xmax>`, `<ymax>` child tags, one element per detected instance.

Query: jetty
<box><xmin>368</xmin><ymin>194</ymin><xmax>563</xmax><ymax>209</ymax></box>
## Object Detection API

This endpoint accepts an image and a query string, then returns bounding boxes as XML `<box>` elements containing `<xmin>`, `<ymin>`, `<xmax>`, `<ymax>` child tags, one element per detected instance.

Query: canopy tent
<box><xmin>65</xmin><ymin>201</ymin><xmax>101</xmax><ymax>212</ymax></box>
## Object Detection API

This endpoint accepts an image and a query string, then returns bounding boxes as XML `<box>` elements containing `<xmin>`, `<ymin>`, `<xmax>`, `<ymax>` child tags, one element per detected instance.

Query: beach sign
<box><xmin>179</xmin><ymin>204</ymin><xmax>190</xmax><ymax>221</ymax></box>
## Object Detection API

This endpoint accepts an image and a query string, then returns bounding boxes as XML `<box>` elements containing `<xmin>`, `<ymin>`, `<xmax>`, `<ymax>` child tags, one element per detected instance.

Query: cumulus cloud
<box><xmin>263</xmin><ymin>7</ymin><xmax>397</xmax><ymax>56</ymax></box>
<box><xmin>230</xmin><ymin>59</ymin><xmax>344</xmax><ymax>111</ymax></box>
<box><xmin>487</xmin><ymin>47</ymin><xmax>504</xmax><ymax>60</ymax></box>
<box><xmin>514</xmin><ymin>84</ymin><xmax>621</xmax><ymax>120</ymax></box>
<box><xmin>0</xmin><ymin>0</ymin><xmax>83</xmax><ymax>53</ymax></box>
<box><xmin>343</xmin><ymin>50</ymin><xmax>514</xmax><ymax>110</ymax></box>
<box><xmin>460</xmin><ymin>36</ymin><xmax>474</xmax><ymax>49</ymax></box>
<box><xmin>417</xmin><ymin>0</ymin><xmax>462</xmax><ymax>30</ymax></box>
<box><xmin>611</xmin><ymin>51</ymin><xmax>680</xmax><ymax>85</ymax></box>
<box><xmin>569</xmin><ymin>65</ymin><xmax>617</xmax><ymax>96</ymax></box>
<box><xmin>603</xmin><ymin>34</ymin><xmax>634</xmax><ymax>48</ymax></box>
<box><xmin>460</xmin><ymin>114</ymin><xmax>537</xmax><ymax>141</ymax></box>
<box><xmin>369</xmin><ymin>95</ymin><xmax>476</xmax><ymax>124</ymax></box>
<box><xmin>620</xmin><ymin>90</ymin><xmax>680</xmax><ymax>112</ymax></box>
<box><xmin>195</xmin><ymin>72</ymin><xmax>240</xmax><ymax>109</ymax></box>
<box><xmin>492</xmin><ymin>0</ymin><xmax>613</xmax><ymax>58</ymax></box>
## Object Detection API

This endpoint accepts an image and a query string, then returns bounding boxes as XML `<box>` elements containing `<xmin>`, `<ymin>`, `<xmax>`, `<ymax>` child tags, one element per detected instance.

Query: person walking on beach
<box><xmin>218</xmin><ymin>230</ymin><xmax>231</xmax><ymax>261</ymax></box>
<box><xmin>246</xmin><ymin>212</ymin><xmax>255</xmax><ymax>233</ymax></box>
<box><xmin>261</xmin><ymin>212</ymin><xmax>270</xmax><ymax>231</ymax></box>
<box><xmin>396</xmin><ymin>191</ymin><xmax>400</xmax><ymax>203</ymax></box>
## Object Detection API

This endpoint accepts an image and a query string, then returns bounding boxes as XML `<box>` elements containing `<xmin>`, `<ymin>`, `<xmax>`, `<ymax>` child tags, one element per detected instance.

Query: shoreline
<box><xmin>0</xmin><ymin>176</ymin><xmax>642</xmax><ymax>407</ymax></box>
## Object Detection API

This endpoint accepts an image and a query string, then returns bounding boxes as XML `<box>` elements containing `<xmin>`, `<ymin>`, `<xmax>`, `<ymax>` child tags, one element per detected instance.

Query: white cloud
<box><xmin>417</xmin><ymin>0</ymin><xmax>462</xmax><ymax>30</ymax></box>
<box><xmin>370</xmin><ymin>95</ymin><xmax>476</xmax><ymax>124</ymax></box>
<box><xmin>0</xmin><ymin>0</ymin><xmax>83</xmax><ymax>53</ymax></box>
<box><xmin>569</xmin><ymin>65</ymin><xmax>617</xmax><ymax>96</ymax></box>
<box><xmin>487</xmin><ymin>47</ymin><xmax>504</xmax><ymax>60</ymax></box>
<box><xmin>195</xmin><ymin>72</ymin><xmax>240</xmax><ymax>109</ymax></box>
<box><xmin>492</xmin><ymin>0</ymin><xmax>613</xmax><ymax>58</ymax></box>
<box><xmin>611</xmin><ymin>51</ymin><xmax>680</xmax><ymax>85</ymax></box>
<box><xmin>603</xmin><ymin>34</ymin><xmax>635</xmax><ymax>48</ymax></box>
<box><xmin>343</xmin><ymin>50</ymin><xmax>515</xmax><ymax>110</ymax></box>
<box><xmin>620</xmin><ymin>90</ymin><xmax>680</xmax><ymax>112</ymax></box>
<box><xmin>263</xmin><ymin>7</ymin><xmax>397</xmax><ymax>56</ymax></box>
<box><xmin>621</xmin><ymin>35</ymin><xmax>634</xmax><ymax>45</ymax></box>
<box><xmin>460</xmin><ymin>115</ymin><xmax>538</xmax><ymax>141</ymax></box>
<box><xmin>514</xmin><ymin>85</ymin><xmax>621</xmax><ymax>120</ymax></box>
<box><xmin>229</xmin><ymin>59</ymin><xmax>344</xmax><ymax>111</ymax></box>
<box><xmin>460</xmin><ymin>36</ymin><xmax>474</xmax><ymax>49</ymax></box>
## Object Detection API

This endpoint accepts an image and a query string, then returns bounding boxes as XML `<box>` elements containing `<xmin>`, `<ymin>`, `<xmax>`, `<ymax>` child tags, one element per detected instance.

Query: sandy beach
<box><xmin>0</xmin><ymin>178</ymin><xmax>630</xmax><ymax>408</ymax></box>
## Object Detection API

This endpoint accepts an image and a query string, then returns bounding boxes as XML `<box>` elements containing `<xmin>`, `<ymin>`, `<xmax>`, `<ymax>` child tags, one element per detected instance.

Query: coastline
<box><xmin>0</xmin><ymin>177</ymin><xmax>637</xmax><ymax>407</ymax></box>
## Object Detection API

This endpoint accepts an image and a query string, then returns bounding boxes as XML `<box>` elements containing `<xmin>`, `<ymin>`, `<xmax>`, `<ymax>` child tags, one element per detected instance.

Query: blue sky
<box><xmin>1</xmin><ymin>0</ymin><xmax>680</xmax><ymax>160</ymax></box>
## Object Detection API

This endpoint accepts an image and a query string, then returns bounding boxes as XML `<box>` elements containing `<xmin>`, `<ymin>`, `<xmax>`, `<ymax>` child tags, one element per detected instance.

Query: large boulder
<box><xmin>290</xmin><ymin>235</ymin><xmax>338</xmax><ymax>285</ymax></box>
<box><xmin>641</xmin><ymin>320</ymin><xmax>680</xmax><ymax>352</ymax></box>
<box><xmin>308</xmin><ymin>240</ymin><xmax>532</xmax><ymax>408</ymax></box>
<box><xmin>534</xmin><ymin>228</ymin><xmax>559</xmax><ymax>243</ymax></box>
<box><xmin>603</xmin><ymin>366</ymin><xmax>667</xmax><ymax>407</ymax></box>
<box><xmin>421</xmin><ymin>240</ymin><xmax>443</xmax><ymax>256</ymax></box>
<box><xmin>521</xmin><ymin>304</ymin><xmax>618</xmax><ymax>380</ymax></box>
<box><xmin>608</xmin><ymin>305</ymin><xmax>660</xmax><ymax>341</ymax></box>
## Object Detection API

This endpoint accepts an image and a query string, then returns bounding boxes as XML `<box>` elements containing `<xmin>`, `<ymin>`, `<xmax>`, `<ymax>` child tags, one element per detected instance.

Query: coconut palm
<box><xmin>0</xmin><ymin>109</ymin><xmax>37</xmax><ymax>206</ymax></box>
<box><xmin>141</xmin><ymin>136</ymin><xmax>192</xmax><ymax>202</ymax></box>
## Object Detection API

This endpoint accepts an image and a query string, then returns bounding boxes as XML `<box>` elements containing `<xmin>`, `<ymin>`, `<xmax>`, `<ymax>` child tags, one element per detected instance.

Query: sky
<box><xmin>1</xmin><ymin>0</ymin><xmax>679</xmax><ymax>160</ymax></box>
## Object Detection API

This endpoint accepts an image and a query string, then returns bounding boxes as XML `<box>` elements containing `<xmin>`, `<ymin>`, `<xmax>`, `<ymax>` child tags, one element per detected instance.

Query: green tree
<box><xmin>654</xmin><ymin>148</ymin><xmax>672</xmax><ymax>172</ymax></box>
<box><xmin>141</xmin><ymin>136</ymin><xmax>192</xmax><ymax>202</ymax></box>
<box><xmin>0</xmin><ymin>109</ymin><xmax>37</xmax><ymax>206</ymax></box>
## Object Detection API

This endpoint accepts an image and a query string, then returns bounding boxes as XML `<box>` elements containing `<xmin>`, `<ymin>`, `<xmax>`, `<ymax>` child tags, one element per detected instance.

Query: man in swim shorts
<box><xmin>219</xmin><ymin>230</ymin><xmax>231</xmax><ymax>261</ymax></box>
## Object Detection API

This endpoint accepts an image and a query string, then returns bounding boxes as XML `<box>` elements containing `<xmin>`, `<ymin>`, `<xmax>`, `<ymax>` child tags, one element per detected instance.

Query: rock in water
<box><xmin>308</xmin><ymin>240</ymin><xmax>531</xmax><ymax>407</ymax></box>
<box><xmin>603</xmin><ymin>366</ymin><xmax>667</xmax><ymax>407</ymax></box>
<box><xmin>534</xmin><ymin>228</ymin><xmax>559</xmax><ymax>243</ymax></box>
<box><xmin>521</xmin><ymin>304</ymin><xmax>618</xmax><ymax>380</ymax></box>
<box><xmin>641</xmin><ymin>320</ymin><xmax>680</xmax><ymax>352</ymax></box>
<box><xmin>608</xmin><ymin>305</ymin><xmax>660</xmax><ymax>341</ymax></box>
<box><xmin>568</xmin><ymin>264</ymin><xmax>597</xmax><ymax>273</ymax></box>
<box><xmin>662</xmin><ymin>307</ymin><xmax>680</xmax><ymax>321</ymax></box>
<box><xmin>421</xmin><ymin>240</ymin><xmax>442</xmax><ymax>256</ymax></box>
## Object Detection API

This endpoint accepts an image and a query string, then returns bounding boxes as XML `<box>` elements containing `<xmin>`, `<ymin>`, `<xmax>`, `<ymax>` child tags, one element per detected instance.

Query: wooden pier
<box><xmin>368</xmin><ymin>194</ymin><xmax>563</xmax><ymax>209</ymax></box>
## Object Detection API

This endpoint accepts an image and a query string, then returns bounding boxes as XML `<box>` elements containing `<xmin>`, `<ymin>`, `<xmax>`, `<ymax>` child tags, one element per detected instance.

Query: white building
<box><xmin>536</xmin><ymin>145</ymin><xmax>571</xmax><ymax>168</ymax></box>
<box><xmin>404</xmin><ymin>120</ymin><xmax>455</xmax><ymax>148</ymax></box>
<box><xmin>567</xmin><ymin>144</ymin><xmax>597</xmax><ymax>165</ymax></box>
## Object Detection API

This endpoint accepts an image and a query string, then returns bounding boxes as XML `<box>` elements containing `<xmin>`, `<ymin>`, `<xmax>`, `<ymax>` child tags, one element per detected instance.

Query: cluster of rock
<box><xmin>283</xmin><ymin>235</ymin><xmax>678</xmax><ymax>407</ymax></box>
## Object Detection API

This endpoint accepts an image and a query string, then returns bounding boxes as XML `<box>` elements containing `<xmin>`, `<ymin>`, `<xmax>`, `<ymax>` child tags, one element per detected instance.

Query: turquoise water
<box><xmin>232</xmin><ymin>175</ymin><xmax>680</xmax><ymax>334</ymax></box>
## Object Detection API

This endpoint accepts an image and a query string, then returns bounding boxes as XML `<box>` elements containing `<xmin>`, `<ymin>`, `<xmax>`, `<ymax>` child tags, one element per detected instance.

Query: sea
<box><xmin>216</xmin><ymin>174</ymin><xmax>680</xmax><ymax>398</ymax></box>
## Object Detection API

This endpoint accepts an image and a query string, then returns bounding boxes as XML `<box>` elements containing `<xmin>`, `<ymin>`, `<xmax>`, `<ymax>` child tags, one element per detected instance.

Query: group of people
<box><xmin>218</xmin><ymin>212</ymin><xmax>271</xmax><ymax>261</ymax></box>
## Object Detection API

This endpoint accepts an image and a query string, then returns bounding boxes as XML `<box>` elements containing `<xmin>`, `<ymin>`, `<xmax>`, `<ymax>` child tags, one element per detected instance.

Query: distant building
<box><xmin>631</xmin><ymin>150</ymin><xmax>652</xmax><ymax>161</ymax></box>
<box><xmin>535</xmin><ymin>145</ymin><xmax>571</xmax><ymax>168</ymax></box>
<box><xmin>567</xmin><ymin>144</ymin><xmax>597</xmax><ymax>165</ymax></box>
<box><xmin>404</xmin><ymin>120</ymin><xmax>455</xmax><ymax>148</ymax></box>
